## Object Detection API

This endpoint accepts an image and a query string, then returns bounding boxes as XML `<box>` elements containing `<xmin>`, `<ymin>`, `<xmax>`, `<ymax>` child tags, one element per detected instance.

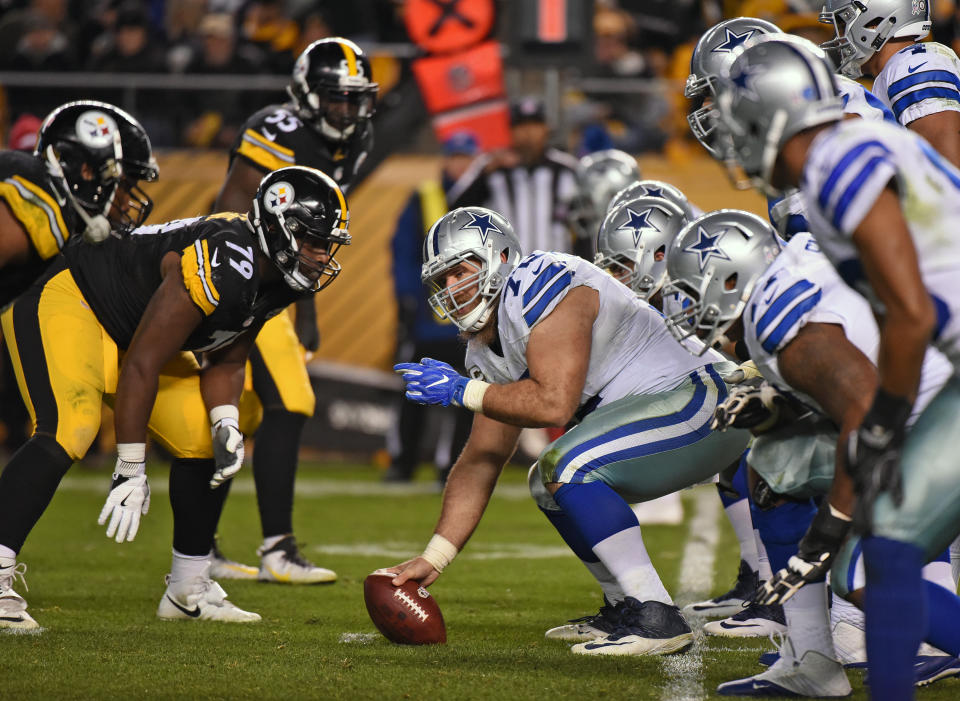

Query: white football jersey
<box><xmin>465</xmin><ymin>251</ymin><xmax>712</xmax><ymax>415</ymax></box>
<box><xmin>802</xmin><ymin>119</ymin><xmax>960</xmax><ymax>371</ymax></box>
<box><xmin>872</xmin><ymin>42</ymin><xmax>960</xmax><ymax>126</ymax></box>
<box><xmin>768</xmin><ymin>78</ymin><xmax>893</xmax><ymax>238</ymax></box>
<box><xmin>744</xmin><ymin>233</ymin><xmax>950</xmax><ymax>419</ymax></box>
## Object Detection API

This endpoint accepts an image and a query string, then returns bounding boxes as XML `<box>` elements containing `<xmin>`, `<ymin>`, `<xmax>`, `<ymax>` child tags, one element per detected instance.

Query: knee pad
<box><xmin>528</xmin><ymin>462</ymin><xmax>559</xmax><ymax>512</ymax></box>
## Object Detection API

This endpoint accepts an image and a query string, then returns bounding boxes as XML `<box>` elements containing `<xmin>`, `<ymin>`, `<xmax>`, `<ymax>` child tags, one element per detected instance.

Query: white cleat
<box><xmin>703</xmin><ymin>602</ymin><xmax>787</xmax><ymax>638</ymax></box>
<box><xmin>545</xmin><ymin>598</ymin><xmax>621</xmax><ymax>641</ymax></box>
<box><xmin>257</xmin><ymin>536</ymin><xmax>336</xmax><ymax>584</ymax></box>
<box><xmin>831</xmin><ymin>620</ymin><xmax>867</xmax><ymax>667</ymax></box>
<box><xmin>571</xmin><ymin>599</ymin><xmax>693</xmax><ymax>656</ymax></box>
<box><xmin>157</xmin><ymin>575</ymin><xmax>261</xmax><ymax>622</ymax></box>
<box><xmin>717</xmin><ymin>636</ymin><xmax>852</xmax><ymax>697</ymax></box>
<box><xmin>0</xmin><ymin>560</ymin><xmax>39</xmax><ymax>630</ymax></box>
<box><xmin>209</xmin><ymin>539</ymin><xmax>258</xmax><ymax>580</ymax></box>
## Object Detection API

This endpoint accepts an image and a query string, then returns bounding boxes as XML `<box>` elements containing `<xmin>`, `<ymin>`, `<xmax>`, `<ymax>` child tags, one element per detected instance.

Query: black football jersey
<box><xmin>64</xmin><ymin>213</ymin><xmax>300</xmax><ymax>351</ymax></box>
<box><xmin>228</xmin><ymin>102</ymin><xmax>372</xmax><ymax>191</ymax></box>
<box><xmin>0</xmin><ymin>150</ymin><xmax>77</xmax><ymax>309</ymax></box>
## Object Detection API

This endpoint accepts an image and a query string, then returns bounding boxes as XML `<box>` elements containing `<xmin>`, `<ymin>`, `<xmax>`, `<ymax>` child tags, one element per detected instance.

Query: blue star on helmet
<box><xmin>643</xmin><ymin>186</ymin><xmax>663</xmax><ymax>198</ymax></box>
<box><xmin>459</xmin><ymin>210</ymin><xmax>502</xmax><ymax>245</ymax></box>
<box><xmin>730</xmin><ymin>61</ymin><xmax>766</xmax><ymax>100</ymax></box>
<box><xmin>712</xmin><ymin>27</ymin><xmax>757</xmax><ymax>53</ymax></box>
<box><xmin>684</xmin><ymin>225</ymin><xmax>730</xmax><ymax>271</ymax></box>
<box><xmin>616</xmin><ymin>207</ymin><xmax>660</xmax><ymax>248</ymax></box>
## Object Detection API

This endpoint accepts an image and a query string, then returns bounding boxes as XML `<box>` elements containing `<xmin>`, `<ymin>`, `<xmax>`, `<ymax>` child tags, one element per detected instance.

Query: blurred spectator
<box><xmin>87</xmin><ymin>3</ymin><xmax>167</xmax><ymax>73</ymax></box>
<box><xmin>241</xmin><ymin>0</ymin><xmax>299</xmax><ymax>73</ymax></box>
<box><xmin>7</xmin><ymin>113</ymin><xmax>41</xmax><ymax>151</ymax></box>
<box><xmin>581</xmin><ymin>6</ymin><xmax>670</xmax><ymax>154</ymax></box>
<box><xmin>453</xmin><ymin>97</ymin><xmax>581</xmax><ymax>256</ymax></box>
<box><xmin>292</xmin><ymin>7</ymin><xmax>332</xmax><ymax>55</ymax></box>
<box><xmin>6</xmin><ymin>13</ymin><xmax>72</xmax><ymax>71</ymax></box>
<box><xmin>181</xmin><ymin>13</ymin><xmax>264</xmax><ymax>148</ymax></box>
<box><xmin>385</xmin><ymin>132</ymin><xmax>481</xmax><ymax>484</ymax></box>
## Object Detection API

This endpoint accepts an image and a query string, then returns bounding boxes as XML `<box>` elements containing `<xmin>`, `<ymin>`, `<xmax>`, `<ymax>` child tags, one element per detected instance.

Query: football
<box><xmin>363</xmin><ymin>570</ymin><xmax>446</xmax><ymax>645</ymax></box>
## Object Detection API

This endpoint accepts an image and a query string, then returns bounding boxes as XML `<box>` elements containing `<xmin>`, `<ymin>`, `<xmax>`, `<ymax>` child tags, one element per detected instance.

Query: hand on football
<box><xmin>210</xmin><ymin>417</ymin><xmax>245</xmax><ymax>488</ymax></box>
<box><xmin>98</xmin><ymin>459</ymin><xmax>150</xmax><ymax>543</ymax></box>
<box><xmin>394</xmin><ymin>358</ymin><xmax>470</xmax><ymax>407</ymax></box>
<box><xmin>386</xmin><ymin>557</ymin><xmax>441</xmax><ymax>588</ymax></box>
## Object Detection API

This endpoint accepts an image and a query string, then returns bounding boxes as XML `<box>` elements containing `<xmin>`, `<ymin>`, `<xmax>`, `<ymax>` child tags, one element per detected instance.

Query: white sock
<box><xmin>593</xmin><ymin>526</ymin><xmax>673</xmax><ymax>604</ymax></box>
<box><xmin>261</xmin><ymin>534</ymin><xmax>286</xmax><ymax>551</ymax></box>
<box><xmin>950</xmin><ymin>536</ymin><xmax>960</xmax><ymax>589</ymax></box>
<box><xmin>830</xmin><ymin>594</ymin><xmax>866</xmax><ymax>665</ymax></box>
<box><xmin>724</xmin><ymin>498</ymin><xmax>760</xmax><ymax>572</ymax></box>
<box><xmin>754</xmin><ymin>529</ymin><xmax>773</xmax><ymax>581</ymax></box>
<box><xmin>923</xmin><ymin>559</ymin><xmax>954</xmax><ymax>592</ymax></box>
<box><xmin>171</xmin><ymin>550</ymin><xmax>210</xmax><ymax>581</ymax></box>
<box><xmin>783</xmin><ymin>582</ymin><xmax>834</xmax><ymax>658</ymax></box>
<box><xmin>584</xmin><ymin>561</ymin><xmax>626</xmax><ymax>604</ymax></box>
<box><xmin>0</xmin><ymin>544</ymin><xmax>16</xmax><ymax>561</ymax></box>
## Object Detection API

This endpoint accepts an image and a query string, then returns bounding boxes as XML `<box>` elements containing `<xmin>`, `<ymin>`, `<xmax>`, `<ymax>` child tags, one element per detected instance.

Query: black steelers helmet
<box><xmin>288</xmin><ymin>37</ymin><xmax>379</xmax><ymax>142</ymax></box>
<box><xmin>36</xmin><ymin>100</ymin><xmax>158</xmax><ymax>241</ymax></box>
<box><xmin>251</xmin><ymin>166</ymin><xmax>351</xmax><ymax>293</ymax></box>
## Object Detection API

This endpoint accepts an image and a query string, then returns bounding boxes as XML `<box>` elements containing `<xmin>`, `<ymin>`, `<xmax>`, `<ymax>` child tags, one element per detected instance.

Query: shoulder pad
<box><xmin>180</xmin><ymin>218</ymin><xmax>258</xmax><ymax>317</ymax></box>
<box><xmin>0</xmin><ymin>151</ymin><xmax>71</xmax><ymax>258</ymax></box>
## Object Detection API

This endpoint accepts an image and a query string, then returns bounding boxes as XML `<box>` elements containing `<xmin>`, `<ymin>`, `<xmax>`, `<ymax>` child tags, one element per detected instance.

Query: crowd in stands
<box><xmin>5</xmin><ymin>0</ymin><xmax>960</xmax><ymax>153</ymax></box>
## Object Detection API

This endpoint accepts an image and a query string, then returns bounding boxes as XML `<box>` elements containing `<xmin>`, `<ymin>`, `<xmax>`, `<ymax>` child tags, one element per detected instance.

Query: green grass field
<box><xmin>2</xmin><ymin>460</ymin><xmax>956</xmax><ymax>700</ymax></box>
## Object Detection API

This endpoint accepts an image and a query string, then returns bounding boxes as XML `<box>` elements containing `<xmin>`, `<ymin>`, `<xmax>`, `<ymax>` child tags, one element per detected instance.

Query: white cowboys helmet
<box><xmin>421</xmin><ymin>207</ymin><xmax>522</xmax><ymax>333</ymax></box>
<box><xmin>607</xmin><ymin>179</ymin><xmax>695</xmax><ymax>219</ymax></box>
<box><xmin>664</xmin><ymin>209</ymin><xmax>781</xmax><ymax>354</ymax></box>
<box><xmin>596</xmin><ymin>196</ymin><xmax>688</xmax><ymax>300</ymax></box>
<box><xmin>687</xmin><ymin>17</ymin><xmax>783</xmax><ymax>158</ymax></box>
<box><xmin>570</xmin><ymin>149</ymin><xmax>641</xmax><ymax>240</ymax></box>
<box><xmin>820</xmin><ymin>0</ymin><xmax>931</xmax><ymax>78</ymax></box>
<box><xmin>713</xmin><ymin>35</ymin><xmax>844</xmax><ymax>197</ymax></box>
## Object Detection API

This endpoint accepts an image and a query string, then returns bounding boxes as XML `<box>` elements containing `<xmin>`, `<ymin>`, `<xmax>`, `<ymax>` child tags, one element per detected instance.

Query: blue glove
<box><xmin>394</xmin><ymin>357</ymin><xmax>470</xmax><ymax>407</ymax></box>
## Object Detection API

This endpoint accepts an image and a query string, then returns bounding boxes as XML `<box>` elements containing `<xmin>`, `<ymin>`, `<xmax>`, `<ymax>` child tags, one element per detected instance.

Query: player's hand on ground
<box><xmin>210</xmin><ymin>416</ymin><xmax>245</xmax><ymax>488</ymax></box>
<box><xmin>394</xmin><ymin>357</ymin><xmax>470</xmax><ymax>407</ymax></box>
<box><xmin>386</xmin><ymin>557</ymin><xmax>441</xmax><ymax>588</ymax></box>
<box><xmin>98</xmin><ymin>458</ymin><xmax>150</xmax><ymax>543</ymax></box>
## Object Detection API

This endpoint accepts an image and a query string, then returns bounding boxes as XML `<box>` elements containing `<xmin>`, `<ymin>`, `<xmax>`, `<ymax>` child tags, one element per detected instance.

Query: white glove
<box><xmin>210</xmin><ymin>405</ymin><xmax>244</xmax><ymax>489</ymax></box>
<box><xmin>98</xmin><ymin>450</ymin><xmax>150</xmax><ymax>543</ymax></box>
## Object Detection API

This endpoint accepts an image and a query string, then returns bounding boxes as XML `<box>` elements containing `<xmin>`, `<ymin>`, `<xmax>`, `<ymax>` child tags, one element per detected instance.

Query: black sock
<box><xmin>253</xmin><ymin>410</ymin><xmax>306</xmax><ymax>538</ymax></box>
<box><xmin>169</xmin><ymin>457</ymin><xmax>229</xmax><ymax>556</ymax></box>
<box><xmin>0</xmin><ymin>435</ymin><xmax>73</xmax><ymax>553</ymax></box>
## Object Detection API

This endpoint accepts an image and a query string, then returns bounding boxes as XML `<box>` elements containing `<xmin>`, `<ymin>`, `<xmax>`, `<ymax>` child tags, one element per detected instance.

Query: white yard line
<box><xmin>57</xmin><ymin>476</ymin><xmax>533</xmax><ymax>499</ymax></box>
<box><xmin>659</xmin><ymin>486</ymin><xmax>721</xmax><ymax>701</ymax></box>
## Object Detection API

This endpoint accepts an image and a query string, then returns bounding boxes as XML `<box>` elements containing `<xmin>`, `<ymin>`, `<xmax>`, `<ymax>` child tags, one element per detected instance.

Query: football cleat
<box><xmin>0</xmin><ymin>560</ymin><xmax>39</xmax><ymax>630</ymax></box>
<box><xmin>571</xmin><ymin>598</ymin><xmax>693</xmax><ymax>656</ymax></box>
<box><xmin>209</xmin><ymin>538</ymin><xmax>258</xmax><ymax>580</ymax></box>
<box><xmin>760</xmin><ymin>618</ymin><xmax>868</xmax><ymax>668</ymax></box>
<box><xmin>913</xmin><ymin>655</ymin><xmax>960</xmax><ymax>687</ymax></box>
<box><xmin>718</xmin><ymin>636</ymin><xmax>852</xmax><ymax>697</ymax></box>
<box><xmin>157</xmin><ymin>574</ymin><xmax>261</xmax><ymax>622</ymax></box>
<box><xmin>683</xmin><ymin>560</ymin><xmax>759</xmax><ymax>618</ymax></box>
<box><xmin>545</xmin><ymin>597</ymin><xmax>622</xmax><ymax>641</ymax></box>
<box><xmin>703</xmin><ymin>601</ymin><xmax>787</xmax><ymax>637</ymax></box>
<box><xmin>257</xmin><ymin>535</ymin><xmax>337</xmax><ymax>584</ymax></box>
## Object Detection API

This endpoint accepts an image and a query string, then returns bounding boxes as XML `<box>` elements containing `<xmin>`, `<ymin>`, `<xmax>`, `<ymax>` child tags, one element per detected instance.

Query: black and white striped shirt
<box><xmin>451</xmin><ymin>148</ymin><xmax>580</xmax><ymax>255</ymax></box>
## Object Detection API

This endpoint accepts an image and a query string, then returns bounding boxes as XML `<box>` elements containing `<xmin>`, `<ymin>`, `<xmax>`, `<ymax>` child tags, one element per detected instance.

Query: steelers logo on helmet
<box><xmin>265</xmin><ymin>181</ymin><xmax>295</xmax><ymax>215</ymax></box>
<box><xmin>75</xmin><ymin>110</ymin><xmax>118</xmax><ymax>149</ymax></box>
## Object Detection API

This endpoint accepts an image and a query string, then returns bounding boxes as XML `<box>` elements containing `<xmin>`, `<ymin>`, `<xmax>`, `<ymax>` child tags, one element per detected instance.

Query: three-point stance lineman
<box><xmin>0</xmin><ymin>166</ymin><xmax>349</xmax><ymax>627</ymax></box>
<box><xmin>384</xmin><ymin>206</ymin><xmax>748</xmax><ymax>656</ymax></box>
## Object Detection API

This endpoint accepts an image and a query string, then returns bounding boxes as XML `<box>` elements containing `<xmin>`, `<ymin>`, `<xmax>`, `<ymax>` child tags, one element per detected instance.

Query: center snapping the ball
<box><xmin>363</xmin><ymin>570</ymin><xmax>446</xmax><ymax>644</ymax></box>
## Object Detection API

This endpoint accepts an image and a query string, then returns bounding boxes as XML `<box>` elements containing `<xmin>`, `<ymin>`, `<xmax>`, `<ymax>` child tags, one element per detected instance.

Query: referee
<box><xmin>451</xmin><ymin>97</ymin><xmax>584</xmax><ymax>257</ymax></box>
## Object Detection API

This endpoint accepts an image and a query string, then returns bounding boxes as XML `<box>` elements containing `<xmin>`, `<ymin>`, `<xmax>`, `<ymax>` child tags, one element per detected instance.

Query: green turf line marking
<box><xmin>659</xmin><ymin>486</ymin><xmax>720</xmax><ymax>701</ymax></box>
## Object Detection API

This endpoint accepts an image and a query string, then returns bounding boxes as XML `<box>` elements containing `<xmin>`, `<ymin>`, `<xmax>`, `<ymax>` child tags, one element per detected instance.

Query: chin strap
<box><xmin>44</xmin><ymin>145</ymin><xmax>113</xmax><ymax>244</ymax></box>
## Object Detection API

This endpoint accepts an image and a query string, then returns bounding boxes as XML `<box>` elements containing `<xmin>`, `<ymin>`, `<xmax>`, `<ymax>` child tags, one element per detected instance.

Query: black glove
<box><xmin>845</xmin><ymin>389</ymin><xmax>912</xmax><ymax>535</ymax></box>
<box><xmin>754</xmin><ymin>500</ymin><xmax>852</xmax><ymax>605</ymax></box>
<box><xmin>294</xmin><ymin>297</ymin><xmax>320</xmax><ymax>352</ymax></box>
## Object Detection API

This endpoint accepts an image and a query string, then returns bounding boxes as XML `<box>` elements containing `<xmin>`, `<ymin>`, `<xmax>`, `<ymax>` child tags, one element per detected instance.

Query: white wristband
<box><xmin>421</xmin><ymin>533</ymin><xmax>459</xmax><ymax>573</ymax></box>
<box><xmin>117</xmin><ymin>442</ymin><xmax>146</xmax><ymax>464</ymax></box>
<box><xmin>829</xmin><ymin>503</ymin><xmax>852</xmax><ymax>521</ymax></box>
<box><xmin>462</xmin><ymin>379</ymin><xmax>489</xmax><ymax>413</ymax></box>
<box><xmin>209</xmin><ymin>405</ymin><xmax>240</xmax><ymax>428</ymax></box>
